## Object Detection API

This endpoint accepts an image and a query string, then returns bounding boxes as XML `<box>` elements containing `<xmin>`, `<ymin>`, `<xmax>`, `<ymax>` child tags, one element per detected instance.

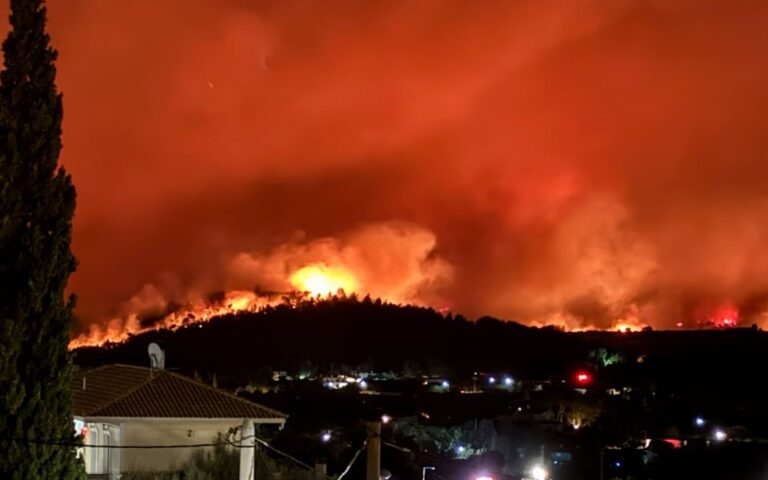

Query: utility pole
<box><xmin>240</xmin><ymin>419</ymin><xmax>255</xmax><ymax>480</ymax></box>
<box><xmin>315</xmin><ymin>459</ymin><xmax>327</xmax><ymax>479</ymax></box>
<box><xmin>366</xmin><ymin>421</ymin><xmax>382</xmax><ymax>480</ymax></box>
<box><xmin>599</xmin><ymin>449</ymin><xmax>604</xmax><ymax>480</ymax></box>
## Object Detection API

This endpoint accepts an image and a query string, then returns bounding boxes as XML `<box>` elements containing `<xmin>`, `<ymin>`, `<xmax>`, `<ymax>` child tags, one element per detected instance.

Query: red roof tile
<box><xmin>72</xmin><ymin>364</ymin><xmax>286</xmax><ymax>420</ymax></box>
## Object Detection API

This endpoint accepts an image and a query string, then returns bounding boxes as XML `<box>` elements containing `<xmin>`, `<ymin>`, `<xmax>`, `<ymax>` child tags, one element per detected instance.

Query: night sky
<box><xmin>10</xmin><ymin>1</ymin><xmax>768</xmax><ymax>333</ymax></box>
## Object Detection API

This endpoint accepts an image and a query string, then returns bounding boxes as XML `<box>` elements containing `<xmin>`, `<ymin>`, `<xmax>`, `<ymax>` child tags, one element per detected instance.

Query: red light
<box><xmin>661</xmin><ymin>438</ymin><xmax>681</xmax><ymax>449</ymax></box>
<box><xmin>575</xmin><ymin>371</ymin><xmax>592</xmax><ymax>385</ymax></box>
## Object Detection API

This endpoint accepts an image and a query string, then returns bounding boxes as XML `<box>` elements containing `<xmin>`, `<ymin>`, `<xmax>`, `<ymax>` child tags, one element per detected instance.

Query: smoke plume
<box><xmin>6</xmin><ymin>0</ymin><xmax>768</xmax><ymax>334</ymax></box>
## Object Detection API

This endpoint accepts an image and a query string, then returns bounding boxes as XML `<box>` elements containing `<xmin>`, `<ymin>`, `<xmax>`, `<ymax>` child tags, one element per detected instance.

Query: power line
<box><xmin>7</xmin><ymin>433</ymin><xmax>366</xmax><ymax>480</ymax></box>
<box><xmin>4</xmin><ymin>437</ymin><xmax>229</xmax><ymax>449</ymax></box>
<box><xmin>337</xmin><ymin>440</ymin><xmax>367</xmax><ymax>480</ymax></box>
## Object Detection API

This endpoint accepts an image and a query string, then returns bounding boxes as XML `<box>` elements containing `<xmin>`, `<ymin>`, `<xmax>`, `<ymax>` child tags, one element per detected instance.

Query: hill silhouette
<box><xmin>73</xmin><ymin>296</ymin><xmax>768</xmax><ymax>393</ymax></box>
<box><xmin>73</xmin><ymin>296</ymin><xmax>580</xmax><ymax>377</ymax></box>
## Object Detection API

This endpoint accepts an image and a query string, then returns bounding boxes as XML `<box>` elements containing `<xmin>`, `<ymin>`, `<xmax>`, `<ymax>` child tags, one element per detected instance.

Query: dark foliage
<box><xmin>0</xmin><ymin>0</ymin><xmax>83</xmax><ymax>478</ymax></box>
<box><xmin>74</xmin><ymin>296</ymin><xmax>768</xmax><ymax>397</ymax></box>
<box><xmin>74</xmin><ymin>297</ymin><xmax>585</xmax><ymax>380</ymax></box>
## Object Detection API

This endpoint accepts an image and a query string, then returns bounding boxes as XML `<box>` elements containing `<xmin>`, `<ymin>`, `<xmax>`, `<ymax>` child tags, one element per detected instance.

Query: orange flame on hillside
<box><xmin>289</xmin><ymin>263</ymin><xmax>358</xmax><ymax>297</ymax></box>
<box><xmin>68</xmin><ymin>290</ymin><xmax>277</xmax><ymax>349</ymax></box>
<box><xmin>69</xmin><ymin>270</ymin><xmax>364</xmax><ymax>350</ymax></box>
<box><xmin>70</xmin><ymin>222</ymin><xmax>454</xmax><ymax>349</ymax></box>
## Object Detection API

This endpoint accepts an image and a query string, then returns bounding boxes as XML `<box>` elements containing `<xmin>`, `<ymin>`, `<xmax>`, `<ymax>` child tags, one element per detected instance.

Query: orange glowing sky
<box><xmin>7</xmin><ymin>0</ymin><xmax>768</xmax><ymax>332</ymax></box>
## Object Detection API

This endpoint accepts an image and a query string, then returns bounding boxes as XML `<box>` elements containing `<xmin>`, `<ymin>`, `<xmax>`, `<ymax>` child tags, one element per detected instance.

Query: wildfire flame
<box><xmin>68</xmin><ymin>290</ymin><xmax>276</xmax><ymax>349</ymax></box>
<box><xmin>69</xmin><ymin>264</ymin><xmax>366</xmax><ymax>349</ymax></box>
<box><xmin>289</xmin><ymin>263</ymin><xmax>358</xmax><ymax>297</ymax></box>
<box><xmin>69</xmin><ymin>222</ymin><xmax>454</xmax><ymax>349</ymax></box>
<box><xmin>708</xmin><ymin>304</ymin><xmax>740</xmax><ymax>328</ymax></box>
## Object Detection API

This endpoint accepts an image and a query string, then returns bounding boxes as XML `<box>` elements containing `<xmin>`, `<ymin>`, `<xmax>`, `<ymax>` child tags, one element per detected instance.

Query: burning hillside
<box><xmin>70</xmin><ymin>220</ymin><xmax>757</xmax><ymax>349</ymax></box>
<box><xmin>24</xmin><ymin>1</ymin><xmax>768</xmax><ymax>338</ymax></box>
<box><xmin>70</xmin><ymin>222</ymin><xmax>453</xmax><ymax>348</ymax></box>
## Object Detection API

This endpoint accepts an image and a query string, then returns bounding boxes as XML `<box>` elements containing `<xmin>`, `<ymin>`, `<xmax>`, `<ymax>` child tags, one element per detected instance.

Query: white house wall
<box><xmin>119</xmin><ymin>419</ymin><xmax>246</xmax><ymax>473</ymax></box>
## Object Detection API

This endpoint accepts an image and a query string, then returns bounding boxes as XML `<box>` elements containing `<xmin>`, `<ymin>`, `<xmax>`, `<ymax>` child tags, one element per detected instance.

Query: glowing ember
<box><xmin>289</xmin><ymin>263</ymin><xmax>358</xmax><ymax>297</ymax></box>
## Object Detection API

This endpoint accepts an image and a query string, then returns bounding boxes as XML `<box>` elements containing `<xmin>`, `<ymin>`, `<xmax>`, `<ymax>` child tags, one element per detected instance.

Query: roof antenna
<box><xmin>148</xmin><ymin>343</ymin><xmax>165</xmax><ymax>371</ymax></box>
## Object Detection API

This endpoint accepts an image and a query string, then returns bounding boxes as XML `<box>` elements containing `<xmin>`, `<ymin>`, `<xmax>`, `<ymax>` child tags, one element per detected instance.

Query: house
<box><xmin>72</xmin><ymin>364</ymin><xmax>287</xmax><ymax>479</ymax></box>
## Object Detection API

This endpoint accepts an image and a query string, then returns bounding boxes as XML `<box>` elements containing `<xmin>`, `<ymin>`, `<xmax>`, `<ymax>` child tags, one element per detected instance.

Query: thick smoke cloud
<box><xmin>227</xmin><ymin>222</ymin><xmax>452</xmax><ymax>304</ymax></box>
<box><xmin>11</xmin><ymin>0</ymin><xmax>768</xmax><ymax>331</ymax></box>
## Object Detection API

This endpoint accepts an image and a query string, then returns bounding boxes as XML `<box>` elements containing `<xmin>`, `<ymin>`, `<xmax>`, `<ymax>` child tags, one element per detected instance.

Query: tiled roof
<box><xmin>72</xmin><ymin>364</ymin><xmax>286</xmax><ymax>420</ymax></box>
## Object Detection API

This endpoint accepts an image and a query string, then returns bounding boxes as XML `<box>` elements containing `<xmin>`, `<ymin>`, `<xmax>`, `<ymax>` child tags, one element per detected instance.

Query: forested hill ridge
<box><xmin>73</xmin><ymin>298</ymin><xmax>574</xmax><ymax>375</ymax></box>
<box><xmin>73</xmin><ymin>297</ymin><xmax>768</xmax><ymax>390</ymax></box>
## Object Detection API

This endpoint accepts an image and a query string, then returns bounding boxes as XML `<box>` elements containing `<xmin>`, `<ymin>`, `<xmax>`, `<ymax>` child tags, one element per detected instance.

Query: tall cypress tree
<box><xmin>0</xmin><ymin>0</ymin><xmax>84</xmax><ymax>478</ymax></box>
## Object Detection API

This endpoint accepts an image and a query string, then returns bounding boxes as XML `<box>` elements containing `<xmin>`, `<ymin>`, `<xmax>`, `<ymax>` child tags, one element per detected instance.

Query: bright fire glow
<box><xmin>704</xmin><ymin>304</ymin><xmax>740</xmax><ymax>328</ymax></box>
<box><xmin>70</xmin><ymin>263</ymin><xmax>364</xmax><ymax>349</ymax></box>
<box><xmin>614</xmin><ymin>322</ymin><xmax>644</xmax><ymax>333</ymax></box>
<box><xmin>68</xmin><ymin>290</ymin><xmax>274</xmax><ymax>349</ymax></box>
<box><xmin>289</xmin><ymin>263</ymin><xmax>358</xmax><ymax>297</ymax></box>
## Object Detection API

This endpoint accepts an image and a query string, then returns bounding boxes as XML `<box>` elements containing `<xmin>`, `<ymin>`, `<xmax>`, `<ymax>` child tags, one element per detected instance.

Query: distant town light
<box><xmin>504</xmin><ymin>377</ymin><xmax>513</xmax><ymax>386</ymax></box>
<box><xmin>381</xmin><ymin>414</ymin><xmax>391</xmax><ymax>424</ymax></box>
<box><xmin>575</xmin><ymin>371</ymin><xmax>592</xmax><ymax>385</ymax></box>
<box><xmin>695</xmin><ymin>417</ymin><xmax>705</xmax><ymax>427</ymax></box>
<box><xmin>441</xmin><ymin>380</ymin><xmax>450</xmax><ymax>388</ymax></box>
<box><xmin>359</xmin><ymin>380</ymin><xmax>368</xmax><ymax>389</ymax></box>
<box><xmin>530</xmin><ymin>464</ymin><xmax>548</xmax><ymax>480</ymax></box>
<box><xmin>321</xmin><ymin>431</ymin><xmax>331</xmax><ymax>443</ymax></box>
<box><xmin>488</xmin><ymin>376</ymin><xmax>496</xmax><ymax>384</ymax></box>
<box><xmin>614</xmin><ymin>461</ymin><xmax>622</xmax><ymax>468</ymax></box>
<box><xmin>714</xmin><ymin>429</ymin><xmax>727</xmax><ymax>441</ymax></box>
<box><xmin>455</xmin><ymin>445</ymin><xmax>465</xmax><ymax>455</ymax></box>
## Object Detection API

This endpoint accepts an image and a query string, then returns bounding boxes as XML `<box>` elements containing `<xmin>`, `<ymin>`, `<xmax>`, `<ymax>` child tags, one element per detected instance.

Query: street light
<box><xmin>530</xmin><ymin>464</ymin><xmax>548</xmax><ymax>480</ymax></box>
<box><xmin>321</xmin><ymin>431</ymin><xmax>331</xmax><ymax>442</ymax></box>
<box><xmin>713</xmin><ymin>429</ymin><xmax>727</xmax><ymax>441</ymax></box>
<box><xmin>421</xmin><ymin>466</ymin><xmax>435</xmax><ymax>480</ymax></box>
<box><xmin>695</xmin><ymin>416</ymin><xmax>705</xmax><ymax>427</ymax></box>
<box><xmin>504</xmin><ymin>376</ymin><xmax>513</xmax><ymax>386</ymax></box>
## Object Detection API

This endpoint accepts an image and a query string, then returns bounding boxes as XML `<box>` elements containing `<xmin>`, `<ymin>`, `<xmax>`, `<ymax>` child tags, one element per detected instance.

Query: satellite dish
<box><xmin>148</xmin><ymin>343</ymin><xmax>165</xmax><ymax>370</ymax></box>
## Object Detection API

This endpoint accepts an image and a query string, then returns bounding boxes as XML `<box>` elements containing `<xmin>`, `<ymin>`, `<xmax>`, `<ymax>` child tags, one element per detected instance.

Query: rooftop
<box><xmin>72</xmin><ymin>364</ymin><xmax>286</xmax><ymax>420</ymax></box>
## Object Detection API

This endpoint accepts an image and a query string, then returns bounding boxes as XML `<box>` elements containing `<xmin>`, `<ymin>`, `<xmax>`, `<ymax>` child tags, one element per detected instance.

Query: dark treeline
<box><xmin>74</xmin><ymin>297</ymin><xmax>768</xmax><ymax>394</ymax></box>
